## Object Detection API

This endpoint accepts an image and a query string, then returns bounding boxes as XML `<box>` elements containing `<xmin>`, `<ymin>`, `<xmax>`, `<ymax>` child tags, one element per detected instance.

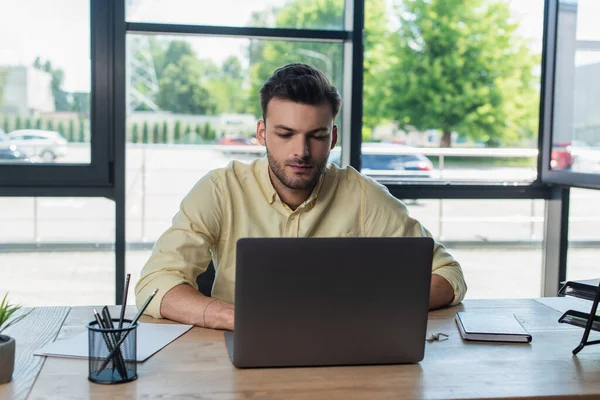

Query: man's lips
<box><xmin>288</xmin><ymin>164</ymin><xmax>314</xmax><ymax>172</ymax></box>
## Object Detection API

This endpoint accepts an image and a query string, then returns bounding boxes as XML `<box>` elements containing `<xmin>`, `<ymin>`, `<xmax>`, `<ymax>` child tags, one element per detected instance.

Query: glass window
<box><xmin>551</xmin><ymin>0</ymin><xmax>600</xmax><ymax>174</ymax></box>
<box><xmin>363</xmin><ymin>0</ymin><xmax>544</xmax><ymax>183</ymax></box>
<box><xmin>566</xmin><ymin>188</ymin><xmax>600</xmax><ymax>280</ymax></box>
<box><xmin>125</xmin><ymin>34</ymin><xmax>343</xmax><ymax>242</ymax></box>
<box><xmin>126</xmin><ymin>0</ymin><xmax>345</xmax><ymax>30</ymax></box>
<box><xmin>0</xmin><ymin>197</ymin><xmax>115</xmax><ymax>306</ymax></box>
<box><xmin>406</xmin><ymin>198</ymin><xmax>545</xmax><ymax>299</ymax></box>
<box><xmin>0</xmin><ymin>0</ymin><xmax>91</xmax><ymax>165</ymax></box>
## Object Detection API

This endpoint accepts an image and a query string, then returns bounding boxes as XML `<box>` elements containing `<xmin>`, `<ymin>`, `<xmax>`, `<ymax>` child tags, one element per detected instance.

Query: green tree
<box><xmin>246</xmin><ymin>0</ymin><xmax>345</xmax><ymax>118</ymax></box>
<box><xmin>35</xmin><ymin>118</ymin><xmax>42</xmax><ymax>130</ymax></box>
<box><xmin>34</xmin><ymin>58</ymin><xmax>70</xmax><ymax>111</ymax></box>
<box><xmin>205</xmin><ymin>56</ymin><xmax>248</xmax><ymax>114</ymax></box>
<box><xmin>45</xmin><ymin>119</ymin><xmax>54</xmax><ymax>131</ymax></box>
<box><xmin>385</xmin><ymin>0</ymin><xmax>540</xmax><ymax>147</ymax></box>
<box><xmin>0</xmin><ymin>68</ymin><xmax>10</xmax><ymax>109</ymax></box>
<box><xmin>204</xmin><ymin>122</ymin><xmax>216</xmax><ymax>141</ymax></box>
<box><xmin>195</xmin><ymin>124</ymin><xmax>202</xmax><ymax>143</ymax></box>
<box><xmin>132</xmin><ymin>123</ymin><xmax>140</xmax><ymax>144</ymax></box>
<box><xmin>78</xmin><ymin>119</ymin><xmax>85</xmax><ymax>142</ymax></box>
<box><xmin>157</xmin><ymin>54</ymin><xmax>217</xmax><ymax>114</ymax></box>
<box><xmin>15</xmin><ymin>116</ymin><xmax>22</xmax><ymax>130</ymax></box>
<box><xmin>162</xmin><ymin>121</ymin><xmax>169</xmax><ymax>143</ymax></box>
<box><xmin>153</xmin><ymin>123</ymin><xmax>160</xmax><ymax>144</ymax></box>
<box><xmin>57</xmin><ymin>121</ymin><xmax>66</xmax><ymax>137</ymax></box>
<box><xmin>173</xmin><ymin>120</ymin><xmax>182</xmax><ymax>143</ymax></box>
<box><xmin>68</xmin><ymin>119</ymin><xmax>75</xmax><ymax>141</ymax></box>
<box><xmin>142</xmin><ymin>121</ymin><xmax>150</xmax><ymax>144</ymax></box>
<box><xmin>2</xmin><ymin>115</ymin><xmax>9</xmax><ymax>133</ymax></box>
<box><xmin>25</xmin><ymin>118</ymin><xmax>32</xmax><ymax>129</ymax></box>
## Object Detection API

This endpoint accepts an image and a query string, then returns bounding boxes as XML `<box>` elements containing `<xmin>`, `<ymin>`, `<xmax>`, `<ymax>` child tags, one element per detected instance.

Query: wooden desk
<box><xmin>2</xmin><ymin>299</ymin><xmax>600</xmax><ymax>400</ymax></box>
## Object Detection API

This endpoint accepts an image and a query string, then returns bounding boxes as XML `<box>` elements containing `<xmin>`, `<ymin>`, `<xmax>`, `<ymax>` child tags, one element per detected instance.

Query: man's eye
<box><xmin>276</xmin><ymin>133</ymin><xmax>292</xmax><ymax>138</ymax></box>
<box><xmin>313</xmin><ymin>136</ymin><xmax>328</xmax><ymax>141</ymax></box>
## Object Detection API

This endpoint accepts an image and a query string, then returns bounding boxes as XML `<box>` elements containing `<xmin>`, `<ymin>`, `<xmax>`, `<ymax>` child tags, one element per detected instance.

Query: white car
<box><xmin>7</xmin><ymin>130</ymin><xmax>68</xmax><ymax>162</ymax></box>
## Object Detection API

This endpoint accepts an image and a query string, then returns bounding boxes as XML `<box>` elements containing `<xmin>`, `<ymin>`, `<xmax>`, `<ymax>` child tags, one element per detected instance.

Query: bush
<box><xmin>162</xmin><ymin>121</ymin><xmax>168</xmax><ymax>144</ymax></box>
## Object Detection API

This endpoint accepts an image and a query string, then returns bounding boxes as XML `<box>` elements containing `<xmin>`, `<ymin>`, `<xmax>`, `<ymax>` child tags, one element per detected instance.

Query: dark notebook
<box><xmin>455</xmin><ymin>312</ymin><xmax>532</xmax><ymax>343</ymax></box>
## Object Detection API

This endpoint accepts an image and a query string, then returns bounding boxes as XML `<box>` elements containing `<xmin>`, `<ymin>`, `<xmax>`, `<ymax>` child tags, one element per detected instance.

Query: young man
<box><xmin>135</xmin><ymin>63</ymin><xmax>467</xmax><ymax>331</ymax></box>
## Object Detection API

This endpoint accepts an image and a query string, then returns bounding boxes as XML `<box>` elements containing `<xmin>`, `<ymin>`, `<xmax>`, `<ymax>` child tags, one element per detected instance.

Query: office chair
<box><xmin>196</xmin><ymin>260</ymin><xmax>216</xmax><ymax>297</ymax></box>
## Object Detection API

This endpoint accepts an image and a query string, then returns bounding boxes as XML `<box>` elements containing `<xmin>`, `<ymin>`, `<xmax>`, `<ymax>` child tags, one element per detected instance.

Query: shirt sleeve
<box><xmin>360</xmin><ymin>174</ymin><xmax>467</xmax><ymax>305</ymax></box>
<box><xmin>134</xmin><ymin>172</ymin><xmax>224</xmax><ymax>318</ymax></box>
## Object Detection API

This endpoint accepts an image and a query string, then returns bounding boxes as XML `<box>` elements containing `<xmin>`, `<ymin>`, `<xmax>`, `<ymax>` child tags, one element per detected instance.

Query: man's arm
<box><xmin>135</xmin><ymin>173</ymin><xmax>225</xmax><ymax>321</ymax></box>
<box><xmin>429</xmin><ymin>274</ymin><xmax>454</xmax><ymax>310</ymax></box>
<box><xmin>160</xmin><ymin>284</ymin><xmax>234</xmax><ymax>330</ymax></box>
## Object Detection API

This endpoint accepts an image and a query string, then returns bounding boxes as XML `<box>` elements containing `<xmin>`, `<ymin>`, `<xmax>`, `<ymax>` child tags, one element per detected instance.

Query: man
<box><xmin>135</xmin><ymin>63</ymin><xmax>467</xmax><ymax>331</ymax></box>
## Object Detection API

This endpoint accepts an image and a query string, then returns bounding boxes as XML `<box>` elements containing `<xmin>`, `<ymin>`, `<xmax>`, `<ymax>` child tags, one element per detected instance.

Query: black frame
<box><xmin>0</xmin><ymin>0</ymin><xmax>113</xmax><ymax>191</ymax></box>
<box><xmin>541</xmin><ymin>0</ymin><xmax>600</xmax><ymax>190</ymax></box>
<box><xmin>0</xmin><ymin>0</ymin><xmax>587</xmax><ymax>303</ymax></box>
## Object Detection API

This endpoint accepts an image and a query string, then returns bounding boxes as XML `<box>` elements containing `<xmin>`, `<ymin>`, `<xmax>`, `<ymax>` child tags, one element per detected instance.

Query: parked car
<box><xmin>7</xmin><ymin>129</ymin><xmax>68</xmax><ymax>162</ymax></box>
<box><xmin>571</xmin><ymin>143</ymin><xmax>600</xmax><ymax>174</ymax></box>
<box><xmin>0</xmin><ymin>129</ymin><xmax>30</xmax><ymax>162</ymax></box>
<box><xmin>329</xmin><ymin>144</ymin><xmax>434</xmax><ymax>179</ymax></box>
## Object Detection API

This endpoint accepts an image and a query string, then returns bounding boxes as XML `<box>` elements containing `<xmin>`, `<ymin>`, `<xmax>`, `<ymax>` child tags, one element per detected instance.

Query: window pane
<box><xmin>551</xmin><ymin>1</ymin><xmax>600</xmax><ymax>174</ymax></box>
<box><xmin>406</xmin><ymin>198</ymin><xmax>544</xmax><ymax>298</ymax></box>
<box><xmin>0</xmin><ymin>0</ymin><xmax>91</xmax><ymax>165</ymax></box>
<box><xmin>126</xmin><ymin>0</ymin><xmax>345</xmax><ymax>30</ymax></box>
<box><xmin>363</xmin><ymin>0</ymin><xmax>544</xmax><ymax>183</ymax></box>
<box><xmin>125</xmin><ymin>34</ymin><xmax>343</xmax><ymax>242</ymax></box>
<box><xmin>0</xmin><ymin>197</ymin><xmax>114</xmax><ymax>306</ymax></box>
<box><xmin>567</xmin><ymin>188</ymin><xmax>600</xmax><ymax>280</ymax></box>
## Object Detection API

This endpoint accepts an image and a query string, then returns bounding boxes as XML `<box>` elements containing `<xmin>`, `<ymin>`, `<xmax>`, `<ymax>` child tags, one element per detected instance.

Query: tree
<box><xmin>173</xmin><ymin>120</ymin><xmax>182</xmax><ymax>143</ymax></box>
<box><xmin>205</xmin><ymin>56</ymin><xmax>248</xmax><ymax>114</ymax></box>
<box><xmin>0</xmin><ymin>68</ymin><xmax>10</xmax><ymax>109</ymax></box>
<box><xmin>78</xmin><ymin>119</ymin><xmax>85</xmax><ymax>142</ymax></box>
<box><xmin>45</xmin><ymin>119</ymin><xmax>54</xmax><ymax>131</ymax></box>
<box><xmin>153</xmin><ymin>123</ymin><xmax>160</xmax><ymax>144</ymax></box>
<box><xmin>156</xmin><ymin>54</ymin><xmax>217</xmax><ymax>114</ymax></box>
<box><xmin>25</xmin><ymin>118</ymin><xmax>32</xmax><ymax>129</ymax></box>
<box><xmin>68</xmin><ymin>119</ymin><xmax>75</xmax><ymax>141</ymax></box>
<box><xmin>35</xmin><ymin>118</ymin><xmax>42</xmax><ymax>130</ymax></box>
<box><xmin>142</xmin><ymin>121</ymin><xmax>150</xmax><ymax>144</ymax></box>
<box><xmin>15</xmin><ymin>116</ymin><xmax>22</xmax><ymax>130</ymax></box>
<box><xmin>34</xmin><ymin>59</ymin><xmax>70</xmax><ymax>112</ymax></box>
<box><xmin>57</xmin><ymin>121</ymin><xmax>66</xmax><ymax>137</ymax></box>
<box><xmin>385</xmin><ymin>0</ymin><xmax>540</xmax><ymax>147</ymax></box>
<box><xmin>132</xmin><ymin>123</ymin><xmax>140</xmax><ymax>144</ymax></box>
<box><xmin>2</xmin><ymin>115</ymin><xmax>9</xmax><ymax>133</ymax></box>
<box><xmin>246</xmin><ymin>0</ymin><xmax>345</xmax><ymax>118</ymax></box>
<box><xmin>204</xmin><ymin>122</ymin><xmax>216</xmax><ymax>141</ymax></box>
<box><xmin>162</xmin><ymin>121</ymin><xmax>169</xmax><ymax>143</ymax></box>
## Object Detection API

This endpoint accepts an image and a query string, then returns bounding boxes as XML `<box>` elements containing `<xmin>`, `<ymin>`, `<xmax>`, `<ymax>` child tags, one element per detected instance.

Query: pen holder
<box><xmin>87</xmin><ymin>319</ymin><xmax>138</xmax><ymax>384</ymax></box>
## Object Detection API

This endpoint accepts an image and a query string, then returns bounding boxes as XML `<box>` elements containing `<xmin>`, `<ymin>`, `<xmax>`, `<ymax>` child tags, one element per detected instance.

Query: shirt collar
<box><xmin>257</xmin><ymin>156</ymin><xmax>328</xmax><ymax>207</ymax></box>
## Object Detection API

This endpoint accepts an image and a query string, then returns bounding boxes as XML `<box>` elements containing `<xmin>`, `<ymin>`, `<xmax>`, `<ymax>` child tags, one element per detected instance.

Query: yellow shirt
<box><xmin>136</xmin><ymin>157</ymin><xmax>467</xmax><ymax>318</ymax></box>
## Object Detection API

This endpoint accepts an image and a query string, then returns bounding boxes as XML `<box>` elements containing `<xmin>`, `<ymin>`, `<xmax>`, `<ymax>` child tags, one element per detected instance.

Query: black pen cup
<box><xmin>87</xmin><ymin>319</ymin><xmax>138</xmax><ymax>384</ymax></box>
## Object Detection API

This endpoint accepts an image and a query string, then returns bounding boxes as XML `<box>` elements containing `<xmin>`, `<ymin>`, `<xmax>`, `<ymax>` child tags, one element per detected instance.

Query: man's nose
<box><xmin>293</xmin><ymin>136</ymin><xmax>310</xmax><ymax>158</ymax></box>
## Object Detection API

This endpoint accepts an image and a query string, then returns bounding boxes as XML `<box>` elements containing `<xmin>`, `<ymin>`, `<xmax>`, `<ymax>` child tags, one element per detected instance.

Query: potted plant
<box><xmin>0</xmin><ymin>293</ymin><xmax>32</xmax><ymax>384</ymax></box>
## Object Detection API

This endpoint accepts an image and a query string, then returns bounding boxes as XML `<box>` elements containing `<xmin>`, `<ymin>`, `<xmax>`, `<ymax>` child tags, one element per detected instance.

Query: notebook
<box><xmin>455</xmin><ymin>312</ymin><xmax>532</xmax><ymax>343</ymax></box>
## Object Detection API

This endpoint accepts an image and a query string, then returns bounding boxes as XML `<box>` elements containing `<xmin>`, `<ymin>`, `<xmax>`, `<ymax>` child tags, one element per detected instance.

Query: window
<box><xmin>125</xmin><ymin>34</ymin><xmax>344</xmax><ymax>242</ymax></box>
<box><xmin>126</xmin><ymin>0</ymin><xmax>346</xmax><ymax>30</ymax></box>
<box><xmin>363</xmin><ymin>0</ymin><xmax>545</xmax><ymax>184</ymax></box>
<box><xmin>0</xmin><ymin>0</ymin><xmax>91</xmax><ymax>165</ymax></box>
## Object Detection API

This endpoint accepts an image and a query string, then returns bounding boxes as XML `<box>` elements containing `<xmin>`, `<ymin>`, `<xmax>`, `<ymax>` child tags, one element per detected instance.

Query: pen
<box><xmin>101</xmin><ymin>306</ymin><xmax>128</xmax><ymax>378</ymax></box>
<box><xmin>96</xmin><ymin>288</ymin><xmax>158</xmax><ymax>374</ymax></box>
<box><xmin>93</xmin><ymin>309</ymin><xmax>127</xmax><ymax>380</ymax></box>
<box><xmin>118</xmin><ymin>273</ymin><xmax>131</xmax><ymax>332</ymax></box>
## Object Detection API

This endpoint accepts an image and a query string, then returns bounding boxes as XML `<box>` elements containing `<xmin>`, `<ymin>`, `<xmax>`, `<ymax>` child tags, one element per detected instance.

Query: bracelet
<box><xmin>203</xmin><ymin>299</ymin><xmax>218</xmax><ymax>328</ymax></box>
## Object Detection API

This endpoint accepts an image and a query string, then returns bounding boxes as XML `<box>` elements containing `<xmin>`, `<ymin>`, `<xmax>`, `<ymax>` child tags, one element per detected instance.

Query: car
<box><xmin>571</xmin><ymin>143</ymin><xmax>600</xmax><ymax>174</ymax></box>
<box><xmin>215</xmin><ymin>136</ymin><xmax>259</xmax><ymax>146</ymax></box>
<box><xmin>7</xmin><ymin>129</ymin><xmax>68</xmax><ymax>162</ymax></box>
<box><xmin>329</xmin><ymin>144</ymin><xmax>434</xmax><ymax>179</ymax></box>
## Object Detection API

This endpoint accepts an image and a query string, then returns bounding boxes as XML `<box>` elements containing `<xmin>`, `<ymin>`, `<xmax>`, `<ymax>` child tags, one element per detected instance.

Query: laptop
<box><xmin>224</xmin><ymin>237</ymin><xmax>434</xmax><ymax>368</ymax></box>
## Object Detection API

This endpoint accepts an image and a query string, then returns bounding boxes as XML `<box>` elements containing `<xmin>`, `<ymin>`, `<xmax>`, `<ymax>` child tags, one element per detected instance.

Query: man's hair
<box><xmin>259</xmin><ymin>63</ymin><xmax>342</xmax><ymax>120</ymax></box>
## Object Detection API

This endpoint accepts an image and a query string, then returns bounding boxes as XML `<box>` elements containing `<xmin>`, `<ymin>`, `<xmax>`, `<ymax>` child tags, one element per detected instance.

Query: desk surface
<box><xmin>1</xmin><ymin>298</ymin><xmax>600</xmax><ymax>400</ymax></box>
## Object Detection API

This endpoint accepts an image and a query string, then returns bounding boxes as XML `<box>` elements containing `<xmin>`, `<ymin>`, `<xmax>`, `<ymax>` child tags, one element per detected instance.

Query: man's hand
<box><xmin>160</xmin><ymin>284</ymin><xmax>235</xmax><ymax>330</ymax></box>
<box><xmin>429</xmin><ymin>274</ymin><xmax>454</xmax><ymax>310</ymax></box>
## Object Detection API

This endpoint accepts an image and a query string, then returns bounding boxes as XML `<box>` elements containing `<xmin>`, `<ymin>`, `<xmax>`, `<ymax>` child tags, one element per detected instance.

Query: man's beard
<box><xmin>266</xmin><ymin>150</ymin><xmax>327</xmax><ymax>191</ymax></box>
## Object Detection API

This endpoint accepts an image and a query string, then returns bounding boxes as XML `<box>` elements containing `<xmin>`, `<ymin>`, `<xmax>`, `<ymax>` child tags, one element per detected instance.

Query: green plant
<box><xmin>0</xmin><ymin>293</ymin><xmax>32</xmax><ymax>334</ymax></box>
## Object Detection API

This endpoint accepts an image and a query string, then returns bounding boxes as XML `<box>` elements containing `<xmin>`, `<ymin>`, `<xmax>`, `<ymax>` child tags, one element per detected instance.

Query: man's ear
<box><xmin>256</xmin><ymin>119</ymin><xmax>266</xmax><ymax>146</ymax></box>
<box><xmin>331</xmin><ymin>124</ymin><xmax>338</xmax><ymax>149</ymax></box>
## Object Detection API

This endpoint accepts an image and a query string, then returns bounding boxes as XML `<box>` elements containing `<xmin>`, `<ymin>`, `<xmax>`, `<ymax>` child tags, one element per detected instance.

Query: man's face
<box><xmin>256</xmin><ymin>98</ymin><xmax>338</xmax><ymax>192</ymax></box>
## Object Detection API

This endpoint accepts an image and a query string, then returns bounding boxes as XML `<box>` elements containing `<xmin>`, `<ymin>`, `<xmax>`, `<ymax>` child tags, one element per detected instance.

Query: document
<box><xmin>34</xmin><ymin>322</ymin><xmax>193</xmax><ymax>362</ymax></box>
<box><xmin>455</xmin><ymin>312</ymin><xmax>532</xmax><ymax>343</ymax></box>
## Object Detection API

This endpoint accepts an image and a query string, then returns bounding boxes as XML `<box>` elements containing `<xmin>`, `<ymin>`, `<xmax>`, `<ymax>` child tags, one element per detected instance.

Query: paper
<box><xmin>534</xmin><ymin>297</ymin><xmax>599</xmax><ymax>316</ymax></box>
<box><xmin>34</xmin><ymin>322</ymin><xmax>193</xmax><ymax>362</ymax></box>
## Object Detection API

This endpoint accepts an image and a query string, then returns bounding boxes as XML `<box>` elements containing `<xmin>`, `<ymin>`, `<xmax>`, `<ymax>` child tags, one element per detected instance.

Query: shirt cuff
<box><xmin>432</xmin><ymin>268</ymin><xmax>467</xmax><ymax>306</ymax></box>
<box><xmin>135</xmin><ymin>274</ymin><xmax>193</xmax><ymax>319</ymax></box>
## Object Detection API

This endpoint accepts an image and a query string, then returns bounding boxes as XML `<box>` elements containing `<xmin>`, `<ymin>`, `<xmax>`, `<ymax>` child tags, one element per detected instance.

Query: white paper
<box><xmin>34</xmin><ymin>322</ymin><xmax>193</xmax><ymax>362</ymax></box>
<box><xmin>533</xmin><ymin>296</ymin><xmax>599</xmax><ymax>316</ymax></box>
